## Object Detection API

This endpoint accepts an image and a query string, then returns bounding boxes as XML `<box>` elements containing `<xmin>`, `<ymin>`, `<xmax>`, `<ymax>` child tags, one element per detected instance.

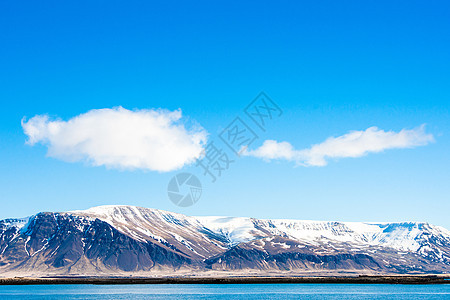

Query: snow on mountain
<box><xmin>195</xmin><ymin>216</ymin><xmax>260</xmax><ymax>246</ymax></box>
<box><xmin>70</xmin><ymin>205</ymin><xmax>229</xmax><ymax>258</ymax></box>
<box><xmin>0</xmin><ymin>218</ymin><xmax>30</xmax><ymax>231</ymax></box>
<box><xmin>194</xmin><ymin>215</ymin><xmax>450</xmax><ymax>260</ymax></box>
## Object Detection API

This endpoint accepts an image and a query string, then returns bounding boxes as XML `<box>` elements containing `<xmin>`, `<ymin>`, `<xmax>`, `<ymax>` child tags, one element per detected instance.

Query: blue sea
<box><xmin>0</xmin><ymin>284</ymin><xmax>449</xmax><ymax>299</ymax></box>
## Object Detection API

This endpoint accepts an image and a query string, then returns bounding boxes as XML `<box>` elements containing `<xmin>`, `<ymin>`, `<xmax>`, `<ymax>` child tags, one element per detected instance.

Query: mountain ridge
<box><xmin>0</xmin><ymin>205</ymin><xmax>449</xmax><ymax>277</ymax></box>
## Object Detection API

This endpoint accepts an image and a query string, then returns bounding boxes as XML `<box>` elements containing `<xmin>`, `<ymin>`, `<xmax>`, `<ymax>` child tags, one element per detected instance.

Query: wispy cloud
<box><xmin>22</xmin><ymin>107</ymin><xmax>207</xmax><ymax>172</ymax></box>
<box><xmin>243</xmin><ymin>125</ymin><xmax>434</xmax><ymax>167</ymax></box>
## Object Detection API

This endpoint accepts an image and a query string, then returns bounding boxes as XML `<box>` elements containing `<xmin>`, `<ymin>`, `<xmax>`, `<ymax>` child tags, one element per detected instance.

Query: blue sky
<box><xmin>1</xmin><ymin>1</ymin><xmax>449</xmax><ymax>227</ymax></box>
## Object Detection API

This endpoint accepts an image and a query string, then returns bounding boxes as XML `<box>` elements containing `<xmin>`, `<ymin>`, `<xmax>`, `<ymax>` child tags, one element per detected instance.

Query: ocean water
<box><xmin>0</xmin><ymin>284</ymin><xmax>449</xmax><ymax>299</ymax></box>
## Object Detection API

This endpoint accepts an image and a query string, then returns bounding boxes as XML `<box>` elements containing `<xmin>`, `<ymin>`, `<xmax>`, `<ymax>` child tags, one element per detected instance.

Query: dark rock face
<box><xmin>205</xmin><ymin>242</ymin><xmax>382</xmax><ymax>271</ymax></box>
<box><xmin>0</xmin><ymin>213</ymin><xmax>191</xmax><ymax>273</ymax></box>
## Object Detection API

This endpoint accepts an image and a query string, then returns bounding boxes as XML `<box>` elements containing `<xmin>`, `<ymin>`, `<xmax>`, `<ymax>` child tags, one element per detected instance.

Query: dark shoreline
<box><xmin>0</xmin><ymin>276</ymin><xmax>449</xmax><ymax>285</ymax></box>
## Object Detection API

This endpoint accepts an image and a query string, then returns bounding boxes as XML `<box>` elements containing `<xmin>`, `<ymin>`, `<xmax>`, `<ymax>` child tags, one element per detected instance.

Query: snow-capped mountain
<box><xmin>0</xmin><ymin>205</ymin><xmax>449</xmax><ymax>277</ymax></box>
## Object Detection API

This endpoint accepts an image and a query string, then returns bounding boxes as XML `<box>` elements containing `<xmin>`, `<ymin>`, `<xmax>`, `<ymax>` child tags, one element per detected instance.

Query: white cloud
<box><xmin>22</xmin><ymin>107</ymin><xmax>208</xmax><ymax>172</ymax></box>
<box><xmin>244</xmin><ymin>125</ymin><xmax>434</xmax><ymax>167</ymax></box>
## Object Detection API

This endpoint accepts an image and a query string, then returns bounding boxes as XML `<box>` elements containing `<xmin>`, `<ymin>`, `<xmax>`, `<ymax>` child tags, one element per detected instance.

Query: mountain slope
<box><xmin>0</xmin><ymin>205</ymin><xmax>449</xmax><ymax>277</ymax></box>
<box><xmin>0</xmin><ymin>212</ymin><xmax>192</xmax><ymax>276</ymax></box>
